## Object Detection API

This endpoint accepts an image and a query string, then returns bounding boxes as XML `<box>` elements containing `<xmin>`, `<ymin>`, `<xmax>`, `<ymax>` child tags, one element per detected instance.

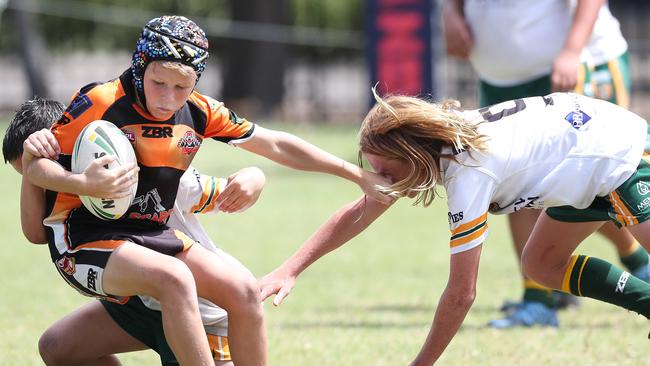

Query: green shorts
<box><xmin>101</xmin><ymin>297</ymin><xmax>177</xmax><ymax>364</ymax></box>
<box><xmin>479</xmin><ymin>51</ymin><xmax>631</xmax><ymax>108</ymax></box>
<box><xmin>546</xmin><ymin>158</ymin><xmax>650</xmax><ymax>227</ymax></box>
<box><xmin>101</xmin><ymin>297</ymin><xmax>231</xmax><ymax>365</ymax></box>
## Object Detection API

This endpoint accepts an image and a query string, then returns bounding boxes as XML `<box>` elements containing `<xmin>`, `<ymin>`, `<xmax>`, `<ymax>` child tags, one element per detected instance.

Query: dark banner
<box><xmin>366</xmin><ymin>0</ymin><xmax>434</xmax><ymax>99</ymax></box>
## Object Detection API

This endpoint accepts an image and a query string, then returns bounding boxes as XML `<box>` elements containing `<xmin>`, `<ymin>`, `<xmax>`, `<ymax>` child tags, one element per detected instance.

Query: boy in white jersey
<box><xmin>260</xmin><ymin>92</ymin><xmax>650</xmax><ymax>365</ymax></box>
<box><xmin>3</xmin><ymin>98</ymin><xmax>263</xmax><ymax>365</ymax></box>
<box><xmin>443</xmin><ymin>0</ymin><xmax>644</xmax><ymax>327</ymax></box>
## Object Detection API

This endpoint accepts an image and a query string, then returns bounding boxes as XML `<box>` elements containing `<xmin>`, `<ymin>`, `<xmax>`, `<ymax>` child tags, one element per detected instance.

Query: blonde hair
<box><xmin>153</xmin><ymin>60</ymin><xmax>198</xmax><ymax>79</ymax></box>
<box><xmin>359</xmin><ymin>90</ymin><xmax>489</xmax><ymax>206</ymax></box>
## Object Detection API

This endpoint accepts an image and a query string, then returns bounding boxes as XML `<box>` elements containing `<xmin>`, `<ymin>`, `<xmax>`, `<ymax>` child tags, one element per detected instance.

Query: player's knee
<box><xmin>521</xmin><ymin>250</ymin><xmax>550</xmax><ymax>285</ymax></box>
<box><xmin>150</xmin><ymin>259</ymin><xmax>197</xmax><ymax>301</ymax></box>
<box><xmin>521</xmin><ymin>249</ymin><xmax>537</xmax><ymax>279</ymax></box>
<box><xmin>229</xmin><ymin>276</ymin><xmax>263</xmax><ymax>315</ymax></box>
<box><xmin>38</xmin><ymin>330</ymin><xmax>65</xmax><ymax>365</ymax></box>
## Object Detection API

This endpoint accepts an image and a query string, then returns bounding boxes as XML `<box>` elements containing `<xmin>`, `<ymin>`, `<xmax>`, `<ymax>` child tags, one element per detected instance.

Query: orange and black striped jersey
<box><xmin>44</xmin><ymin>70</ymin><xmax>255</xmax><ymax>260</ymax></box>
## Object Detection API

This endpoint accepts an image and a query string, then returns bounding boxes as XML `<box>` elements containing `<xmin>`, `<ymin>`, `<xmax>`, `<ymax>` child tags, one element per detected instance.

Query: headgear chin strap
<box><xmin>131</xmin><ymin>15</ymin><xmax>209</xmax><ymax>113</ymax></box>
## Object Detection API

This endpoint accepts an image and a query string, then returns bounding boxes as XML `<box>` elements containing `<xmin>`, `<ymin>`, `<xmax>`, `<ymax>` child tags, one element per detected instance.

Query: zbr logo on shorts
<box><xmin>56</xmin><ymin>257</ymin><xmax>76</xmax><ymax>276</ymax></box>
<box><xmin>637</xmin><ymin>181</ymin><xmax>650</xmax><ymax>196</ymax></box>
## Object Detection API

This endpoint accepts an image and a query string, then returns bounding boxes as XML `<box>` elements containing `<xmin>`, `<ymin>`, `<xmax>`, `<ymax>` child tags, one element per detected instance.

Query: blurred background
<box><xmin>0</xmin><ymin>3</ymin><xmax>649</xmax><ymax>363</ymax></box>
<box><xmin>0</xmin><ymin>0</ymin><xmax>648</xmax><ymax>123</ymax></box>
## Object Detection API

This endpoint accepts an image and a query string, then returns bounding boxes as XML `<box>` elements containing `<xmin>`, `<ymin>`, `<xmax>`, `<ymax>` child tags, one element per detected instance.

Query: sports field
<box><xmin>0</xmin><ymin>121</ymin><xmax>648</xmax><ymax>365</ymax></box>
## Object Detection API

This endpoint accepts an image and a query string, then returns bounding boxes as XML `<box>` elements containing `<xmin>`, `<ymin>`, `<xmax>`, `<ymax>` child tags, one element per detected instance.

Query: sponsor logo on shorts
<box><xmin>177</xmin><ymin>131</ymin><xmax>201</xmax><ymax>155</ymax></box>
<box><xmin>56</xmin><ymin>257</ymin><xmax>76</xmax><ymax>276</ymax></box>
<box><xmin>637</xmin><ymin>197</ymin><xmax>650</xmax><ymax>212</ymax></box>
<box><xmin>87</xmin><ymin>268</ymin><xmax>98</xmax><ymax>291</ymax></box>
<box><xmin>615</xmin><ymin>271</ymin><xmax>630</xmax><ymax>293</ymax></box>
<box><xmin>637</xmin><ymin>181</ymin><xmax>650</xmax><ymax>196</ymax></box>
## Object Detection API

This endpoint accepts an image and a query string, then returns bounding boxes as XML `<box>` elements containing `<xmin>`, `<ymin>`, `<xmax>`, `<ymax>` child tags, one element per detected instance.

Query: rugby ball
<box><xmin>71</xmin><ymin>120</ymin><xmax>138</xmax><ymax>220</ymax></box>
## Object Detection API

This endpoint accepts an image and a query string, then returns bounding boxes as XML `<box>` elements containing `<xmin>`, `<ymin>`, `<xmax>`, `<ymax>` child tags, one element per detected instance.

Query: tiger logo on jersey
<box><xmin>178</xmin><ymin>131</ymin><xmax>201</xmax><ymax>154</ymax></box>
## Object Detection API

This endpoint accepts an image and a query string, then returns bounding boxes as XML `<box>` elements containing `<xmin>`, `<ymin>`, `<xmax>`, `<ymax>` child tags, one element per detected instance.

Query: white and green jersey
<box><xmin>465</xmin><ymin>0</ymin><xmax>627</xmax><ymax>86</ymax></box>
<box><xmin>443</xmin><ymin>93</ymin><xmax>646</xmax><ymax>254</ymax></box>
<box><xmin>139</xmin><ymin>167</ymin><xmax>251</xmax><ymax>336</ymax></box>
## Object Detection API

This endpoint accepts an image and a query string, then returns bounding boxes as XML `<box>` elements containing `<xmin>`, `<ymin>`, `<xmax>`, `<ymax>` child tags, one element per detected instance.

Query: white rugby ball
<box><xmin>71</xmin><ymin>120</ymin><xmax>138</xmax><ymax>220</ymax></box>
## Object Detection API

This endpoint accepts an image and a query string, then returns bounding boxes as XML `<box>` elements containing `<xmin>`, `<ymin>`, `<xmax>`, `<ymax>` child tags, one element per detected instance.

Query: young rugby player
<box><xmin>442</xmin><ymin>0</ymin><xmax>647</xmax><ymax>327</ymax></box>
<box><xmin>21</xmin><ymin>16</ymin><xmax>389</xmax><ymax>366</ymax></box>
<box><xmin>260</xmin><ymin>92</ymin><xmax>650</xmax><ymax>365</ymax></box>
<box><xmin>4</xmin><ymin>97</ymin><xmax>263</xmax><ymax>365</ymax></box>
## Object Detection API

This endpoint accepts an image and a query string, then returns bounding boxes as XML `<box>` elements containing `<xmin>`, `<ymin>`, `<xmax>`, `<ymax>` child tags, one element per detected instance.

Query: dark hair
<box><xmin>2</xmin><ymin>97</ymin><xmax>66</xmax><ymax>163</ymax></box>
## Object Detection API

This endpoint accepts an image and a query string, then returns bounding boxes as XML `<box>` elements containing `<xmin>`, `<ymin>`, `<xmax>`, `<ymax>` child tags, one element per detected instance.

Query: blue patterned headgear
<box><xmin>131</xmin><ymin>16</ymin><xmax>209</xmax><ymax>108</ymax></box>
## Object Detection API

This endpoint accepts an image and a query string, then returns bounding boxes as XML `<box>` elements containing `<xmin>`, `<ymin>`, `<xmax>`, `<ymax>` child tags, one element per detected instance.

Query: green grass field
<box><xmin>1</xmin><ymin>121</ymin><xmax>648</xmax><ymax>365</ymax></box>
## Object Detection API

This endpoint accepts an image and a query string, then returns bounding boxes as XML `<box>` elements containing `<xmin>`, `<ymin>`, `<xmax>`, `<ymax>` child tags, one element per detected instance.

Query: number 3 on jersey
<box><xmin>478</xmin><ymin>99</ymin><xmax>527</xmax><ymax>122</ymax></box>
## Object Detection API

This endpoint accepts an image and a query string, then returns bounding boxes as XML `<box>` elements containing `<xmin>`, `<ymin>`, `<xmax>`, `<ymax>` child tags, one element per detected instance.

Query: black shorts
<box><xmin>52</xmin><ymin>227</ymin><xmax>195</xmax><ymax>302</ymax></box>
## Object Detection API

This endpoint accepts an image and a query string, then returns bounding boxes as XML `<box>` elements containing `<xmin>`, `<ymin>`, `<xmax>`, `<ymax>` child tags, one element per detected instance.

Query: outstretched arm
<box><xmin>259</xmin><ymin>195</ymin><xmax>392</xmax><ymax>305</ymax></box>
<box><xmin>237</xmin><ymin>126</ymin><xmax>392</xmax><ymax>204</ymax></box>
<box><xmin>410</xmin><ymin>245</ymin><xmax>482</xmax><ymax>366</ymax></box>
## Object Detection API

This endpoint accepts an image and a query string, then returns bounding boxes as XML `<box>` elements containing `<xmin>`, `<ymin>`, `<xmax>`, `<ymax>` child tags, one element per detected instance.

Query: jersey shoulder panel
<box><xmin>52</xmin><ymin>78</ymin><xmax>126</xmax><ymax>154</ymax></box>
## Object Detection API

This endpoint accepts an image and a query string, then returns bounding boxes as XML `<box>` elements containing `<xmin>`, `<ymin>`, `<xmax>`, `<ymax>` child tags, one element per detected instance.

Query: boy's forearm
<box><xmin>24</xmin><ymin>157</ymin><xmax>85</xmax><ymax>195</ymax></box>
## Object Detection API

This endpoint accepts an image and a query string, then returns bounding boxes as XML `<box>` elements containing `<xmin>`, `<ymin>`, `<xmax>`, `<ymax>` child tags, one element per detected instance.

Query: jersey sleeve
<box><xmin>444</xmin><ymin>168</ymin><xmax>496</xmax><ymax>254</ymax></box>
<box><xmin>198</xmin><ymin>95</ymin><xmax>256</xmax><ymax>144</ymax></box>
<box><xmin>177</xmin><ymin>166</ymin><xmax>227</xmax><ymax>215</ymax></box>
